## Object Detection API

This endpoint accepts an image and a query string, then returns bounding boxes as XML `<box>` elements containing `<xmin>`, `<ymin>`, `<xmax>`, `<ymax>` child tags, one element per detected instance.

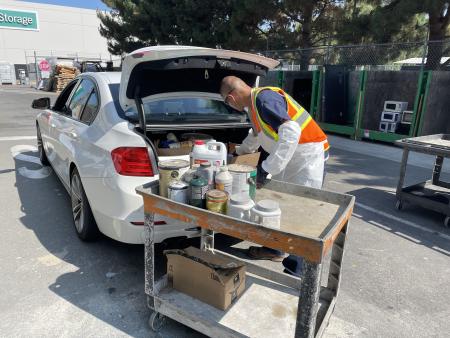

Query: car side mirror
<box><xmin>32</xmin><ymin>97</ymin><xmax>51</xmax><ymax>109</ymax></box>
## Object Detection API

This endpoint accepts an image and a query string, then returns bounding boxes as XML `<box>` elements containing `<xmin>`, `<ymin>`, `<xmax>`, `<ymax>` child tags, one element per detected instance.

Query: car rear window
<box><xmin>109</xmin><ymin>83</ymin><xmax>248</xmax><ymax>124</ymax></box>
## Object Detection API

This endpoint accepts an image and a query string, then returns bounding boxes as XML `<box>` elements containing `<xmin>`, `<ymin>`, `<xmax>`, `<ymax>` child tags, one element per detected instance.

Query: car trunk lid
<box><xmin>119</xmin><ymin>45</ymin><xmax>279</xmax><ymax>112</ymax></box>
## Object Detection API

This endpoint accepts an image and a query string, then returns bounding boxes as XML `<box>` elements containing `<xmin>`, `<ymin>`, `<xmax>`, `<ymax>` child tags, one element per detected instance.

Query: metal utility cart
<box><xmin>136</xmin><ymin>180</ymin><xmax>354</xmax><ymax>338</ymax></box>
<box><xmin>396</xmin><ymin>134</ymin><xmax>450</xmax><ymax>227</ymax></box>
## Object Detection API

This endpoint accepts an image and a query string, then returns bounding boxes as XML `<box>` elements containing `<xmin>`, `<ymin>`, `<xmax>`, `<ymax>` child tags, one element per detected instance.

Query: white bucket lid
<box><xmin>230</xmin><ymin>194</ymin><xmax>251</xmax><ymax>205</ymax></box>
<box><xmin>168</xmin><ymin>181</ymin><xmax>189</xmax><ymax>190</ymax></box>
<box><xmin>255</xmin><ymin>199</ymin><xmax>279</xmax><ymax>212</ymax></box>
<box><xmin>159</xmin><ymin>159</ymin><xmax>190</xmax><ymax>170</ymax></box>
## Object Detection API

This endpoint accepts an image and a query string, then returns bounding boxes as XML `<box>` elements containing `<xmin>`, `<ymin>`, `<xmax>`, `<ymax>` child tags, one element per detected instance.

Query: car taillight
<box><xmin>111</xmin><ymin>147</ymin><xmax>154</xmax><ymax>176</ymax></box>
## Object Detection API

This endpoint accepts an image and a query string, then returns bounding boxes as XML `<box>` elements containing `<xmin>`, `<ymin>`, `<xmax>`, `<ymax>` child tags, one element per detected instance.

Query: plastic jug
<box><xmin>198</xmin><ymin>162</ymin><xmax>214</xmax><ymax>188</ymax></box>
<box><xmin>191</xmin><ymin>140</ymin><xmax>227</xmax><ymax>167</ymax></box>
<box><xmin>215</xmin><ymin>166</ymin><xmax>233</xmax><ymax>196</ymax></box>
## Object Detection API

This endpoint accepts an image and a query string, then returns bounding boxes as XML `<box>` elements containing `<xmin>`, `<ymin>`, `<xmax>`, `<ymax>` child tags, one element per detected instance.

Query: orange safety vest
<box><xmin>250</xmin><ymin>86</ymin><xmax>330</xmax><ymax>155</ymax></box>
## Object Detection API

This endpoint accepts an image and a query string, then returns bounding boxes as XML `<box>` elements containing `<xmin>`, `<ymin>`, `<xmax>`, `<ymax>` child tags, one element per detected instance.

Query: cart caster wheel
<box><xmin>444</xmin><ymin>216</ymin><xmax>450</xmax><ymax>228</ymax></box>
<box><xmin>148</xmin><ymin>312</ymin><xmax>166</xmax><ymax>332</ymax></box>
<box><xmin>395</xmin><ymin>200</ymin><xmax>403</xmax><ymax>211</ymax></box>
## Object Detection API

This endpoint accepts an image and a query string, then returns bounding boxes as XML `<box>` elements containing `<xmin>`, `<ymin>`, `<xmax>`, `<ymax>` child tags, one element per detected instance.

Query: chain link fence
<box><xmin>22</xmin><ymin>50</ymin><xmax>120</xmax><ymax>88</ymax></box>
<box><xmin>260</xmin><ymin>39</ymin><xmax>450</xmax><ymax>71</ymax></box>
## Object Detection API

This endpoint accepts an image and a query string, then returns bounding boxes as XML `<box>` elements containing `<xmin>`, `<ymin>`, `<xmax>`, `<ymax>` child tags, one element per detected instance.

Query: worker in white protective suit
<box><xmin>220</xmin><ymin>76</ymin><xmax>329</xmax><ymax>274</ymax></box>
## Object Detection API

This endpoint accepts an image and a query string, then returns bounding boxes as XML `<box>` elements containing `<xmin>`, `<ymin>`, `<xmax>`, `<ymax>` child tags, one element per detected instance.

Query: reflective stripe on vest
<box><xmin>250</xmin><ymin>87</ymin><xmax>329</xmax><ymax>151</ymax></box>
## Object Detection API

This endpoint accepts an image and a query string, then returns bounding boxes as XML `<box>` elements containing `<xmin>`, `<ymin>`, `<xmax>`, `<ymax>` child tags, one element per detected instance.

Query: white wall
<box><xmin>0</xmin><ymin>0</ymin><xmax>111</xmax><ymax>64</ymax></box>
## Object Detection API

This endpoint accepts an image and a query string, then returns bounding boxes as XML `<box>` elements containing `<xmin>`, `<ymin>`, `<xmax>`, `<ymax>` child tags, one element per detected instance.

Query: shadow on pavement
<box><xmin>13</xmin><ymin>150</ymin><xmax>202</xmax><ymax>337</ymax></box>
<box><xmin>347</xmin><ymin>187</ymin><xmax>450</xmax><ymax>257</ymax></box>
<box><xmin>327</xmin><ymin>147</ymin><xmax>450</xmax><ymax>189</ymax></box>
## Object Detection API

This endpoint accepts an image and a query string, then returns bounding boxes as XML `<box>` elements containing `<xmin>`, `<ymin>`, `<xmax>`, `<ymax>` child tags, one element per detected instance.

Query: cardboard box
<box><xmin>156</xmin><ymin>140</ymin><xmax>192</xmax><ymax>156</ymax></box>
<box><xmin>229</xmin><ymin>152</ymin><xmax>261</xmax><ymax>167</ymax></box>
<box><xmin>165</xmin><ymin>247</ymin><xmax>246</xmax><ymax>311</ymax></box>
<box><xmin>228</xmin><ymin>142</ymin><xmax>261</xmax><ymax>167</ymax></box>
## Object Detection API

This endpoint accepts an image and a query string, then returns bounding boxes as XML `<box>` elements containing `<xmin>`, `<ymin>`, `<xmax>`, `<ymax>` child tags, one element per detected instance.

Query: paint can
<box><xmin>190</xmin><ymin>175</ymin><xmax>209</xmax><ymax>208</ymax></box>
<box><xmin>228</xmin><ymin>164</ymin><xmax>257</xmax><ymax>200</ymax></box>
<box><xmin>158</xmin><ymin>159</ymin><xmax>190</xmax><ymax>198</ymax></box>
<box><xmin>168</xmin><ymin>181</ymin><xmax>189</xmax><ymax>204</ymax></box>
<box><xmin>206</xmin><ymin>189</ymin><xmax>228</xmax><ymax>214</ymax></box>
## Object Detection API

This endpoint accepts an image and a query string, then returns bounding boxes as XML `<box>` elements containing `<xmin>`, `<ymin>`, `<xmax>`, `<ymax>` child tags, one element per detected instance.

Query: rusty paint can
<box><xmin>206</xmin><ymin>189</ymin><xmax>228</xmax><ymax>214</ymax></box>
<box><xmin>158</xmin><ymin>159</ymin><xmax>189</xmax><ymax>198</ymax></box>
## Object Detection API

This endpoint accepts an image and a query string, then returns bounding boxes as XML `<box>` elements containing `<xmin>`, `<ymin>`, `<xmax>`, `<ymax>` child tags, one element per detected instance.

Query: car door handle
<box><xmin>69</xmin><ymin>131</ymin><xmax>77</xmax><ymax>138</ymax></box>
<box><xmin>50</xmin><ymin>123</ymin><xmax>56</xmax><ymax>128</ymax></box>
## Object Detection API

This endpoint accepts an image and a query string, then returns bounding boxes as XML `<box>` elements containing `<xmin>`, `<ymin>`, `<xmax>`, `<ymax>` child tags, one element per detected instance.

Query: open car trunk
<box><xmin>118</xmin><ymin>46</ymin><xmax>279</xmax><ymax>165</ymax></box>
<box><xmin>146</xmin><ymin>127</ymin><xmax>250</xmax><ymax>159</ymax></box>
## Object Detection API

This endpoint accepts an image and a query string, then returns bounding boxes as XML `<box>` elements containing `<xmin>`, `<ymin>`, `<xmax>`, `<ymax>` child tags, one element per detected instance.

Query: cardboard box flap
<box><xmin>229</xmin><ymin>152</ymin><xmax>261</xmax><ymax>166</ymax></box>
<box><xmin>165</xmin><ymin>247</ymin><xmax>244</xmax><ymax>270</ymax></box>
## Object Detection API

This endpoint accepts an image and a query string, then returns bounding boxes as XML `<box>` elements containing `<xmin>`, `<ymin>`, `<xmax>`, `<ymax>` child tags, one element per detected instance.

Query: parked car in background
<box><xmin>33</xmin><ymin>46</ymin><xmax>278</xmax><ymax>243</ymax></box>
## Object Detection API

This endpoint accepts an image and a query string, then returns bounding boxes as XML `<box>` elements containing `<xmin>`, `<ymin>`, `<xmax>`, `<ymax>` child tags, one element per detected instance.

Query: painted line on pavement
<box><xmin>10</xmin><ymin>144</ymin><xmax>52</xmax><ymax>179</ymax></box>
<box><xmin>356</xmin><ymin>202</ymin><xmax>450</xmax><ymax>241</ymax></box>
<box><xmin>0</xmin><ymin>88</ymin><xmax>57</xmax><ymax>95</ymax></box>
<box><xmin>0</xmin><ymin>136</ymin><xmax>36</xmax><ymax>141</ymax></box>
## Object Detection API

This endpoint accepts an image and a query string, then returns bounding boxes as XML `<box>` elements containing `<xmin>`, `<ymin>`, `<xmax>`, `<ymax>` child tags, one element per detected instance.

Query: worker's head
<box><xmin>220</xmin><ymin>76</ymin><xmax>252</xmax><ymax>112</ymax></box>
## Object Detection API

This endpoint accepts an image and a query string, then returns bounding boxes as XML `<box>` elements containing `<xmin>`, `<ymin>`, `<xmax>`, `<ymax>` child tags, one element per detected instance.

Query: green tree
<box><xmin>98</xmin><ymin>0</ymin><xmax>269</xmax><ymax>55</ymax></box>
<box><xmin>338</xmin><ymin>1</ymin><xmax>449</xmax><ymax>69</ymax></box>
<box><xmin>98</xmin><ymin>0</ymin><xmax>345</xmax><ymax>59</ymax></box>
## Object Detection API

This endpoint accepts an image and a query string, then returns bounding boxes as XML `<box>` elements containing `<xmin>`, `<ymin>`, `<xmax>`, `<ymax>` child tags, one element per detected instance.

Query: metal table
<box><xmin>136</xmin><ymin>180</ymin><xmax>354</xmax><ymax>338</ymax></box>
<box><xmin>395</xmin><ymin>134</ymin><xmax>450</xmax><ymax>227</ymax></box>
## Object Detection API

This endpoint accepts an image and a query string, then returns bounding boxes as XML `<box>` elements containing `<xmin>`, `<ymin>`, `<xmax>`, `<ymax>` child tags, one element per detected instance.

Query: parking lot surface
<box><xmin>0</xmin><ymin>87</ymin><xmax>449</xmax><ymax>337</ymax></box>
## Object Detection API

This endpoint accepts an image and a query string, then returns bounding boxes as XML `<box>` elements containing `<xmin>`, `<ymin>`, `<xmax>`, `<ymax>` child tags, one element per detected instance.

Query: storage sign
<box><xmin>0</xmin><ymin>8</ymin><xmax>39</xmax><ymax>31</ymax></box>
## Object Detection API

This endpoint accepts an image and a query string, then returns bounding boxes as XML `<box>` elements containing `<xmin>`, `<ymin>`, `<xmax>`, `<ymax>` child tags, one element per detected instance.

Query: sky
<box><xmin>18</xmin><ymin>0</ymin><xmax>110</xmax><ymax>11</ymax></box>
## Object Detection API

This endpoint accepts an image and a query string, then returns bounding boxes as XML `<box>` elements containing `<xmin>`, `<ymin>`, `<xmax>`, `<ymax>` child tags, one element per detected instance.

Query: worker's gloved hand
<box><xmin>256</xmin><ymin>167</ymin><xmax>271</xmax><ymax>189</ymax></box>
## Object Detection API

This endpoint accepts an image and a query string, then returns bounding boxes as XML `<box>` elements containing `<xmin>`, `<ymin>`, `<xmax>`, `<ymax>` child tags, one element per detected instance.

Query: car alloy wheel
<box><xmin>37</xmin><ymin>126</ymin><xmax>49</xmax><ymax>165</ymax></box>
<box><xmin>70</xmin><ymin>168</ymin><xmax>100</xmax><ymax>241</ymax></box>
<box><xmin>71</xmin><ymin>173</ymin><xmax>84</xmax><ymax>234</ymax></box>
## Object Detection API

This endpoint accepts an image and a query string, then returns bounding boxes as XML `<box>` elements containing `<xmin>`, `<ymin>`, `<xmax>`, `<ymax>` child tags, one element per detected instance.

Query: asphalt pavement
<box><xmin>0</xmin><ymin>86</ymin><xmax>449</xmax><ymax>337</ymax></box>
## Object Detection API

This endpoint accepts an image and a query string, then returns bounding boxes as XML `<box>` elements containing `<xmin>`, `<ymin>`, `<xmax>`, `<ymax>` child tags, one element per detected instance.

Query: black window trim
<box><xmin>78</xmin><ymin>75</ymin><xmax>101</xmax><ymax>125</ymax></box>
<box><xmin>52</xmin><ymin>79</ymin><xmax>80</xmax><ymax>114</ymax></box>
<box><xmin>79</xmin><ymin>89</ymin><xmax>99</xmax><ymax>125</ymax></box>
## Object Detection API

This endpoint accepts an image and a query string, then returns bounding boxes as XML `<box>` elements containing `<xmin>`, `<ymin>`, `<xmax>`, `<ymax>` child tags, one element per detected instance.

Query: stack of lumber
<box><xmin>54</xmin><ymin>65</ymin><xmax>79</xmax><ymax>93</ymax></box>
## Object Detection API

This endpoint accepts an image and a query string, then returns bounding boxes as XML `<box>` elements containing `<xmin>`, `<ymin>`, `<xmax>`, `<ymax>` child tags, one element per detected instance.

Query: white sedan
<box><xmin>33</xmin><ymin>46</ymin><xmax>278</xmax><ymax>243</ymax></box>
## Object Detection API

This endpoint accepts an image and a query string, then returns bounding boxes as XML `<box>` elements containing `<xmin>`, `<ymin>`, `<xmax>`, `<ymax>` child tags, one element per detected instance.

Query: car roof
<box><xmin>83</xmin><ymin>71</ymin><xmax>121</xmax><ymax>84</ymax></box>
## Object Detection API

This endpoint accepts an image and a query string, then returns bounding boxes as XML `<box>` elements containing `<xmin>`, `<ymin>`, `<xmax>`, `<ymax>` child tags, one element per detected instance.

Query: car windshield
<box><xmin>109</xmin><ymin>84</ymin><xmax>248</xmax><ymax>124</ymax></box>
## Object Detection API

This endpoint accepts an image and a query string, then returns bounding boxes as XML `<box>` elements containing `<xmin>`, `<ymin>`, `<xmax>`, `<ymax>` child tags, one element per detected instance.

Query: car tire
<box><xmin>37</xmin><ymin>125</ymin><xmax>49</xmax><ymax>166</ymax></box>
<box><xmin>70</xmin><ymin>168</ymin><xmax>100</xmax><ymax>241</ymax></box>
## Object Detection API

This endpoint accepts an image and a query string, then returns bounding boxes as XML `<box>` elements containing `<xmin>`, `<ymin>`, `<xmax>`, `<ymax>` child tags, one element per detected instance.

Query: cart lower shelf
<box><xmin>397</xmin><ymin>180</ymin><xmax>450</xmax><ymax>226</ymax></box>
<box><xmin>152</xmin><ymin>273</ymin><xmax>332</xmax><ymax>338</ymax></box>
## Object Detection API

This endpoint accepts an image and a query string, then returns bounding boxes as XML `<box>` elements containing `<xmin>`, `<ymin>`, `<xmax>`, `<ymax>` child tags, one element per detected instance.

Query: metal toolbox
<box><xmin>383</xmin><ymin>101</ymin><xmax>408</xmax><ymax>112</ymax></box>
